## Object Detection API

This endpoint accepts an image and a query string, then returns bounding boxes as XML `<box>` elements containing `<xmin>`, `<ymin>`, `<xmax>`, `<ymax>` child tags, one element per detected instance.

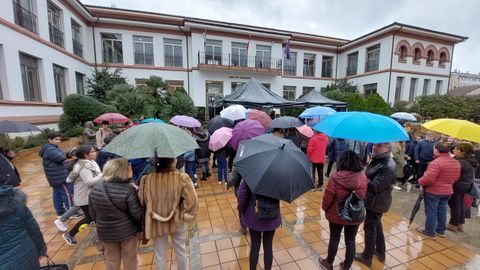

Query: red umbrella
<box><xmin>94</xmin><ymin>113</ymin><xmax>130</xmax><ymax>125</ymax></box>
<box><xmin>247</xmin><ymin>109</ymin><xmax>271</xmax><ymax>129</ymax></box>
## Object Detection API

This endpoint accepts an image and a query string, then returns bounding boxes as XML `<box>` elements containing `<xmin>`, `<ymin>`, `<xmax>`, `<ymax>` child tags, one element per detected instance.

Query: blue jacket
<box><xmin>184</xmin><ymin>150</ymin><xmax>196</xmax><ymax>162</ymax></box>
<box><xmin>0</xmin><ymin>153</ymin><xmax>21</xmax><ymax>187</ymax></box>
<box><xmin>327</xmin><ymin>138</ymin><xmax>348</xmax><ymax>162</ymax></box>
<box><xmin>405</xmin><ymin>140</ymin><xmax>417</xmax><ymax>158</ymax></box>
<box><xmin>414</xmin><ymin>140</ymin><xmax>435</xmax><ymax>162</ymax></box>
<box><xmin>39</xmin><ymin>143</ymin><xmax>67</xmax><ymax>187</ymax></box>
<box><xmin>129</xmin><ymin>158</ymin><xmax>148</xmax><ymax>183</ymax></box>
<box><xmin>0</xmin><ymin>186</ymin><xmax>46</xmax><ymax>270</ymax></box>
<box><xmin>96</xmin><ymin>150</ymin><xmax>119</xmax><ymax>171</ymax></box>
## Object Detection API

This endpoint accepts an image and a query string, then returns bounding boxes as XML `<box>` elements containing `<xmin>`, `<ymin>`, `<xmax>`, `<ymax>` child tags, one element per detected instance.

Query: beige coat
<box><xmin>139</xmin><ymin>170</ymin><xmax>198</xmax><ymax>239</ymax></box>
<box><xmin>391</xmin><ymin>143</ymin><xmax>405</xmax><ymax>178</ymax></box>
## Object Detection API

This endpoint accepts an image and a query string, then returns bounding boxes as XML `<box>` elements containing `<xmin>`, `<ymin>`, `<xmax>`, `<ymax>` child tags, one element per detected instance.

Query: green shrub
<box><xmin>58</xmin><ymin>113</ymin><xmax>76</xmax><ymax>133</ymax></box>
<box><xmin>62</xmin><ymin>126</ymin><xmax>84</xmax><ymax>138</ymax></box>
<box><xmin>63</xmin><ymin>94</ymin><xmax>116</xmax><ymax>125</ymax></box>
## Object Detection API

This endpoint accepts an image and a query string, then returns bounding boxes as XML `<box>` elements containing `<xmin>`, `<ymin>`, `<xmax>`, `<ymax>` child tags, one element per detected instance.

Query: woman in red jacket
<box><xmin>320</xmin><ymin>150</ymin><xmax>368</xmax><ymax>270</ymax></box>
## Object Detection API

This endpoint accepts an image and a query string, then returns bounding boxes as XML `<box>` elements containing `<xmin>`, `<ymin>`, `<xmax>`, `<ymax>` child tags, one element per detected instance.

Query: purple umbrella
<box><xmin>169</xmin><ymin>115</ymin><xmax>201</xmax><ymax>128</ymax></box>
<box><xmin>230</xmin><ymin>119</ymin><xmax>265</xmax><ymax>150</ymax></box>
<box><xmin>209</xmin><ymin>127</ymin><xmax>233</xmax><ymax>152</ymax></box>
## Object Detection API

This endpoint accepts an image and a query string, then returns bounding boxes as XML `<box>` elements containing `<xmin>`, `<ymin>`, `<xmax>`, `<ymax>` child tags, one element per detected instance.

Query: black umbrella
<box><xmin>408</xmin><ymin>190</ymin><xmax>424</xmax><ymax>228</ymax></box>
<box><xmin>233</xmin><ymin>135</ymin><xmax>314</xmax><ymax>203</ymax></box>
<box><xmin>207</xmin><ymin>115</ymin><xmax>234</xmax><ymax>134</ymax></box>
<box><xmin>0</xmin><ymin>120</ymin><xmax>41</xmax><ymax>133</ymax></box>
<box><xmin>269</xmin><ymin>116</ymin><xmax>303</xmax><ymax>129</ymax></box>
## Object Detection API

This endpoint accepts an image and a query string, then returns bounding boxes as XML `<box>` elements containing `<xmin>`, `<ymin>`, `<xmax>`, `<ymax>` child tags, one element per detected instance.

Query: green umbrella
<box><xmin>103</xmin><ymin>122</ymin><xmax>199</xmax><ymax>159</ymax></box>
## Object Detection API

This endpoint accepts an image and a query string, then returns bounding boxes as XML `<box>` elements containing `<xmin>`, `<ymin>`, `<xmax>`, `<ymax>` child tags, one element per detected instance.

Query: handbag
<box><xmin>39</xmin><ymin>256</ymin><xmax>69</xmax><ymax>270</ymax></box>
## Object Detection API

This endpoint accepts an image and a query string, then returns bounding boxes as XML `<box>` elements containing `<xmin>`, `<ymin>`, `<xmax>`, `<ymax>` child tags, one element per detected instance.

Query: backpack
<box><xmin>254</xmin><ymin>194</ymin><xmax>280</xmax><ymax>220</ymax></box>
<box><xmin>337</xmin><ymin>191</ymin><xmax>366</xmax><ymax>222</ymax></box>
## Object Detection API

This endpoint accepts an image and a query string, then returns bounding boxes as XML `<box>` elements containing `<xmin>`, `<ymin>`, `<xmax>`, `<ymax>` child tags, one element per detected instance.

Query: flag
<box><xmin>247</xmin><ymin>34</ymin><xmax>251</xmax><ymax>53</ymax></box>
<box><xmin>284</xmin><ymin>40</ymin><xmax>291</xmax><ymax>60</ymax></box>
<box><xmin>203</xmin><ymin>30</ymin><xmax>207</xmax><ymax>51</ymax></box>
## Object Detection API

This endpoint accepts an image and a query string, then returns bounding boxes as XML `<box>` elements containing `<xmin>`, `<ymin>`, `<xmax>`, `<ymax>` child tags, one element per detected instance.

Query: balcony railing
<box><xmin>134</xmin><ymin>53</ymin><xmax>154</xmax><ymax>65</ymax></box>
<box><xmin>198</xmin><ymin>52</ymin><xmax>282</xmax><ymax>72</ymax></box>
<box><xmin>164</xmin><ymin>55</ymin><xmax>183</xmax><ymax>67</ymax></box>
<box><xmin>49</xmin><ymin>24</ymin><xmax>64</xmax><ymax>47</ymax></box>
<box><xmin>73</xmin><ymin>39</ymin><xmax>83</xmax><ymax>57</ymax></box>
<box><xmin>303</xmin><ymin>66</ymin><xmax>315</xmax><ymax>77</ymax></box>
<box><xmin>13</xmin><ymin>1</ymin><xmax>37</xmax><ymax>33</ymax></box>
<box><xmin>365</xmin><ymin>58</ymin><xmax>379</xmax><ymax>72</ymax></box>
<box><xmin>283</xmin><ymin>65</ymin><xmax>297</xmax><ymax>76</ymax></box>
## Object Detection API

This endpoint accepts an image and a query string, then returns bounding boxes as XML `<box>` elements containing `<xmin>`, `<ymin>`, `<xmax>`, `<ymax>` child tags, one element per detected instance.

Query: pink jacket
<box><xmin>419</xmin><ymin>153</ymin><xmax>461</xmax><ymax>195</ymax></box>
<box><xmin>307</xmin><ymin>133</ymin><xmax>328</xmax><ymax>164</ymax></box>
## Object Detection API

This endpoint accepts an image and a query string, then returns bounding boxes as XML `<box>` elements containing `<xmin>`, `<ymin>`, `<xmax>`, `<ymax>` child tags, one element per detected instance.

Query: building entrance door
<box><xmin>206</xmin><ymin>81</ymin><xmax>224</xmax><ymax>121</ymax></box>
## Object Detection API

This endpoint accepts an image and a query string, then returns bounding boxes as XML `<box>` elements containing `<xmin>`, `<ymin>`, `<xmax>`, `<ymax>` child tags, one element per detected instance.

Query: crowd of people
<box><xmin>0</xmin><ymin>116</ymin><xmax>479</xmax><ymax>270</ymax></box>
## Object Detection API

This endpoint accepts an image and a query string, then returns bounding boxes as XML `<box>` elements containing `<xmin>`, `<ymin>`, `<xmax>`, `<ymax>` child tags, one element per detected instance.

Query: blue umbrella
<box><xmin>313</xmin><ymin>112</ymin><xmax>409</xmax><ymax>143</ymax></box>
<box><xmin>299</xmin><ymin>106</ymin><xmax>336</xmax><ymax>119</ymax></box>
<box><xmin>141</xmin><ymin>118</ymin><xmax>165</xmax><ymax>124</ymax></box>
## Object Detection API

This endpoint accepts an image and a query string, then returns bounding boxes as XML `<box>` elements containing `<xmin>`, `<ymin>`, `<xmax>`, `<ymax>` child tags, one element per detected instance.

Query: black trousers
<box><xmin>417</xmin><ymin>160</ymin><xmax>430</xmax><ymax>180</ymax></box>
<box><xmin>327</xmin><ymin>222</ymin><xmax>359</xmax><ymax>269</ymax></box>
<box><xmin>326</xmin><ymin>160</ymin><xmax>335</xmax><ymax>177</ymax></box>
<box><xmin>249</xmin><ymin>229</ymin><xmax>275</xmax><ymax>270</ymax></box>
<box><xmin>68</xmin><ymin>205</ymin><xmax>92</xmax><ymax>237</ymax></box>
<box><xmin>449</xmin><ymin>192</ymin><xmax>466</xmax><ymax>225</ymax></box>
<box><xmin>312</xmin><ymin>163</ymin><xmax>324</xmax><ymax>187</ymax></box>
<box><xmin>362</xmin><ymin>210</ymin><xmax>385</xmax><ymax>260</ymax></box>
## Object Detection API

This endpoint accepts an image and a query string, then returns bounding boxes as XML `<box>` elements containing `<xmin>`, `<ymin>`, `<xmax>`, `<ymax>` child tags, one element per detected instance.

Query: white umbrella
<box><xmin>220</xmin><ymin>105</ymin><xmax>247</xmax><ymax>121</ymax></box>
<box><xmin>391</xmin><ymin>112</ymin><xmax>417</xmax><ymax>122</ymax></box>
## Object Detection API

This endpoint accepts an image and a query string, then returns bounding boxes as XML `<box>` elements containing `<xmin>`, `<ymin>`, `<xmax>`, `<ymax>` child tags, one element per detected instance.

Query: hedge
<box><xmin>63</xmin><ymin>94</ymin><xmax>116</xmax><ymax>125</ymax></box>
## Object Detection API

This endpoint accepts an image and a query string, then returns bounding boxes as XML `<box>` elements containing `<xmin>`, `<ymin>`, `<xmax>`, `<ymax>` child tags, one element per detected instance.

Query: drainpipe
<box><xmin>446</xmin><ymin>44</ymin><xmax>455</xmax><ymax>94</ymax></box>
<box><xmin>92</xmin><ymin>17</ymin><xmax>100</xmax><ymax>71</ymax></box>
<box><xmin>387</xmin><ymin>25</ymin><xmax>403</xmax><ymax>104</ymax></box>
<box><xmin>179</xmin><ymin>26</ymin><xmax>190</xmax><ymax>95</ymax></box>
<box><xmin>335</xmin><ymin>45</ymin><xmax>339</xmax><ymax>81</ymax></box>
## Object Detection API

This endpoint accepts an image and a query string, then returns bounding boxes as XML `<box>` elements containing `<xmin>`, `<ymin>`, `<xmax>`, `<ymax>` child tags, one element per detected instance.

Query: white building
<box><xmin>449</xmin><ymin>70</ymin><xmax>480</xmax><ymax>89</ymax></box>
<box><xmin>0</xmin><ymin>0</ymin><xmax>467</xmax><ymax>125</ymax></box>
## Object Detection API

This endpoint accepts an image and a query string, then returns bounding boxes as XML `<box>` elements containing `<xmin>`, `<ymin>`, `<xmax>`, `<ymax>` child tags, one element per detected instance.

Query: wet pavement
<box><xmin>13</xmin><ymin>139</ymin><xmax>480</xmax><ymax>269</ymax></box>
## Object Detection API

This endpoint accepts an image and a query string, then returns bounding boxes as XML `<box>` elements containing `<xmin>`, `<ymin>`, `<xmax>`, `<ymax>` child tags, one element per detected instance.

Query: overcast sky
<box><xmin>83</xmin><ymin>0</ymin><xmax>479</xmax><ymax>74</ymax></box>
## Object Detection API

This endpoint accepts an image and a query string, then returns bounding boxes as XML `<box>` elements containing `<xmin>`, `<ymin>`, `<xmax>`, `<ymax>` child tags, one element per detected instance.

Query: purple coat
<box><xmin>237</xmin><ymin>180</ymin><xmax>282</xmax><ymax>232</ymax></box>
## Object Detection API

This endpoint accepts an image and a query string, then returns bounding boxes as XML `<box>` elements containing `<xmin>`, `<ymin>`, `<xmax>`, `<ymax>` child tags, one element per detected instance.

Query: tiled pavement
<box><xmin>13</xmin><ymin>140</ymin><xmax>480</xmax><ymax>269</ymax></box>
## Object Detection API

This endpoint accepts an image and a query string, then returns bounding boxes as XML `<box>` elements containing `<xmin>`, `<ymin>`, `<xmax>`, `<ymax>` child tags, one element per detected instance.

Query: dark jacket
<box><xmin>453</xmin><ymin>156</ymin><xmax>476</xmax><ymax>194</ymax></box>
<box><xmin>405</xmin><ymin>140</ymin><xmax>417</xmax><ymax>159</ymax></box>
<box><xmin>130</xmin><ymin>158</ymin><xmax>148</xmax><ymax>183</ymax></box>
<box><xmin>285</xmin><ymin>131</ymin><xmax>301</xmax><ymax>148</ymax></box>
<box><xmin>216</xmin><ymin>144</ymin><xmax>233</xmax><ymax>159</ymax></box>
<box><xmin>0</xmin><ymin>186</ymin><xmax>46</xmax><ymax>270</ymax></box>
<box><xmin>474</xmin><ymin>149</ymin><xmax>480</xmax><ymax>179</ymax></box>
<box><xmin>0</xmin><ymin>153</ymin><xmax>21</xmax><ymax>186</ymax></box>
<box><xmin>414</xmin><ymin>140</ymin><xmax>435</xmax><ymax>161</ymax></box>
<box><xmin>96</xmin><ymin>150</ymin><xmax>119</xmax><ymax>171</ymax></box>
<box><xmin>195</xmin><ymin>133</ymin><xmax>211</xmax><ymax>160</ymax></box>
<box><xmin>227</xmin><ymin>167</ymin><xmax>242</xmax><ymax>195</ymax></box>
<box><xmin>89</xmin><ymin>180</ymin><xmax>143</xmax><ymax>242</ymax></box>
<box><xmin>39</xmin><ymin>143</ymin><xmax>67</xmax><ymax>187</ymax></box>
<box><xmin>364</xmin><ymin>152</ymin><xmax>396</xmax><ymax>213</ymax></box>
<box><xmin>327</xmin><ymin>138</ymin><xmax>348</xmax><ymax>162</ymax></box>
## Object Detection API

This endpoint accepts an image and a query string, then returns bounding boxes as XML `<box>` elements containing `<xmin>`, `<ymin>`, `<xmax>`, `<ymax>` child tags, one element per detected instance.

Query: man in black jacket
<box><xmin>0</xmin><ymin>147</ymin><xmax>21</xmax><ymax>187</ymax></box>
<box><xmin>414</xmin><ymin>133</ymin><xmax>435</xmax><ymax>180</ymax></box>
<box><xmin>355</xmin><ymin>142</ymin><xmax>396</xmax><ymax>267</ymax></box>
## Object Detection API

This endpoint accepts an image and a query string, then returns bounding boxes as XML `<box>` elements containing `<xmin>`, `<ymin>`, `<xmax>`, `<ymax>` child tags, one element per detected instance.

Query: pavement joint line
<box><xmin>66</xmin><ymin>227</ymin><xmax>98</xmax><ymax>269</ymax></box>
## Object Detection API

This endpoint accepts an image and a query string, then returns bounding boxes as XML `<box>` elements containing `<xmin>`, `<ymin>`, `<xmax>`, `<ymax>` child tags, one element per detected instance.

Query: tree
<box><xmin>143</xmin><ymin>76</ymin><xmax>169</xmax><ymax>98</ymax></box>
<box><xmin>106</xmin><ymin>84</ymin><xmax>146</xmax><ymax>118</ymax></box>
<box><xmin>86</xmin><ymin>67</ymin><xmax>126</xmax><ymax>102</ymax></box>
<box><xmin>417</xmin><ymin>95</ymin><xmax>473</xmax><ymax>120</ymax></box>
<box><xmin>346</xmin><ymin>93</ymin><xmax>365</xmax><ymax>111</ymax></box>
<box><xmin>165</xmin><ymin>88</ymin><xmax>196</xmax><ymax>116</ymax></box>
<box><xmin>363</xmin><ymin>93</ymin><xmax>392</xmax><ymax>115</ymax></box>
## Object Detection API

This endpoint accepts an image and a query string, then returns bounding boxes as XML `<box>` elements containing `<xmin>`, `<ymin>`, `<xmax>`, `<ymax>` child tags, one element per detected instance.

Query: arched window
<box><xmin>413</xmin><ymin>48</ymin><xmax>421</xmax><ymax>61</ymax></box>
<box><xmin>427</xmin><ymin>50</ymin><xmax>434</xmax><ymax>64</ymax></box>
<box><xmin>399</xmin><ymin>46</ymin><xmax>407</xmax><ymax>60</ymax></box>
<box><xmin>439</xmin><ymin>52</ymin><xmax>447</xmax><ymax>65</ymax></box>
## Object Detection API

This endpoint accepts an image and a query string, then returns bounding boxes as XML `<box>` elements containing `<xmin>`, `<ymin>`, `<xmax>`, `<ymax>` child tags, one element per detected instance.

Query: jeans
<box><xmin>249</xmin><ymin>229</ymin><xmax>275</xmax><ymax>270</ymax></box>
<box><xmin>327</xmin><ymin>222</ymin><xmax>359</xmax><ymax>269</ymax></box>
<box><xmin>153</xmin><ymin>223</ymin><xmax>187</xmax><ymax>270</ymax></box>
<box><xmin>185</xmin><ymin>161</ymin><xmax>197</xmax><ymax>184</ymax></box>
<box><xmin>312</xmin><ymin>163</ymin><xmax>324</xmax><ymax>187</ymax></box>
<box><xmin>449</xmin><ymin>192</ymin><xmax>467</xmax><ymax>225</ymax></box>
<box><xmin>424</xmin><ymin>192</ymin><xmax>450</xmax><ymax>236</ymax></box>
<box><xmin>362</xmin><ymin>210</ymin><xmax>385</xmax><ymax>260</ymax></box>
<box><xmin>104</xmin><ymin>235</ymin><xmax>138</xmax><ymax>270</ymax></box>
<box><xmin>52</xmin><ymin>183</ymin><xmax>74</xmax><ymax>216</ymax></box>
<box><xmin>217</xmin><ymin>156</ymin><xmax>228</xmax><ymax>182</ymax></box>
<box><xmin>68</xmin><ymin>205</ymin><xmax>92</xmax><ymax>237</ymax></box>
<box><xmin>59</xmin><ymin>206</ymin><xmax>81</xmax><ymax>222</ymax></box>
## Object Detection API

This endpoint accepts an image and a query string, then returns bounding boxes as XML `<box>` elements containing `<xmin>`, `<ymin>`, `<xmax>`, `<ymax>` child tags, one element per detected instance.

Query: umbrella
<box><xmin>391</xmin><ymin>112</ymin><xmax>417</xmax><ymax>122</ymax></box>
<box><xmin>230</xmin><ymin>119</ymin><xmax>265</xmax><ymax>150</ymax></box>
<box><xmin>220</xmin><ymin>105</ymin><xmax>247</xmax><ymax>121</ymax></box>
<box><xmin>0</xmin><ymin>120</ymin><xmax>41</xmax><ymax>133</ymax></box>
<box><xmin>209</xmin><ymin>127</ymin><xmax>233</xmax><ymax>152</ymax></box>
<box><xmin>313</xmin><ymin>112</ymin><xmax>409</xmax><ymax>143</ymax></box>
<box><xmin>103</xmin><ymin>122</ymin><xmax>198</xmax><ymax>159</ymax></box>
<box><xmin>207</xmin><ymin>115</ymin><xmax>234</xmax><ymax>134</ymax></box>
<box><xmin>296</xmin><ymin>124</ymin><xmax>314</xmax><ymax>138</ymax></box>
<box><xmin>408</xmin><ymin>190</ymin><xmax>424</xmax><ymax>228</ymax></box>
<box><xmin>247</xmin><ymin>109</ymin><xmax>272</xmax><ymax>129</ymax></box>
<box><xmin>422</xmin><ymin>118</ymin><xmax>480</xmax><ymax>143</ymax></box>
<box><xmin>299</xmin><ymin>106</ymin><xmax>336</xmax><ymax>119</ymax></box>
<box><xmin>233</xmin><ymin>136</ymin><xmax>314</xmax><ymax>203</ymax></box>
<box><xmin>169</xmin><ymin>115</ymin><xmax>201</xmax><ymax>128</ymax></box>
<box><xmin>269</xmin><ymin>116</ymin><xmax>303</xmax><ymax>129</ymax></box>
<box><xmin>141</xmin><ymin>118</ymin><xmax>165</xmax><ymax>124</ymax></box>
<box><xmin>94</xmin><ymin>113</ymin><xmax>130</xmax><ymax>125</ymax></box>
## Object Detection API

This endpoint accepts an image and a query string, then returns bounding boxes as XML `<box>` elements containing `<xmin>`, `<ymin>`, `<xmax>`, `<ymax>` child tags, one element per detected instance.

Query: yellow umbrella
<box><xmin>422</xmin><ymin>118</ymin><xmax>480</xmax><ymax>143</ymax></box>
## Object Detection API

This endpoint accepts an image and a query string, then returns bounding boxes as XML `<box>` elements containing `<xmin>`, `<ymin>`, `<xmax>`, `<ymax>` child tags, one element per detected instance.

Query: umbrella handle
<box><xmin>280</xmin><ymin>144</ymin><xmax>285</xmax><ymax>150</ymax></box>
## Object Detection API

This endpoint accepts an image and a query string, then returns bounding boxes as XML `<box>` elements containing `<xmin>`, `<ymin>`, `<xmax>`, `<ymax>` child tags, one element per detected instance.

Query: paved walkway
<box><xmin>14</xmin><ymin>140</ymin><xmax>480</xmax><ymax>269</ymax></box>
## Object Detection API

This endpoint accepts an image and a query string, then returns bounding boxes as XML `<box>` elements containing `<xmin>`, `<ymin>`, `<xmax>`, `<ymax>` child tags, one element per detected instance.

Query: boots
<box><xmin>446</xmin><ymin>223</ymin><xmax>458</xmax><ymax>232</ymax></box>
<box><xmin>458</xmin><ymin>224</ymin><xmax>464</xmax><ymax>232</ymax></box>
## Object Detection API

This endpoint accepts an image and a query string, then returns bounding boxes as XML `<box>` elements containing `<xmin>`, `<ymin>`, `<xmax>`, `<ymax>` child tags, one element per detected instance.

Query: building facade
<box><xmin>0</xmin><ymin>0</ymin><xmax>467</xmax><ymax>125</ymax></box>
<box><xmin>449</xmin><ymin>71</ymin><xmax>480</xmax><ymax>89</ymax></box>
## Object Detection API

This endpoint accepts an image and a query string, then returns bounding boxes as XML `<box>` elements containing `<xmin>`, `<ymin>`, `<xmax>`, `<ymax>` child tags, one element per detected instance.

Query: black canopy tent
<box><xmin>295</xmin><ymin>89</ymin><xmax>347</xmax><ymax>111</ymax></box>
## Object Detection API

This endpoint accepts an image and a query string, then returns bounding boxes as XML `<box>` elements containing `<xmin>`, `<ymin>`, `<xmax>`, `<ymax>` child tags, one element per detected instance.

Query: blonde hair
<box><xmin>103</xmin><ymin>158</ymin><xmax>130</xmax><ymax>182</ymax></box>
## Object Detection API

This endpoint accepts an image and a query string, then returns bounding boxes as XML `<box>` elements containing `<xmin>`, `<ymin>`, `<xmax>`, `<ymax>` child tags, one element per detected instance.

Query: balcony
<box><xmin>49</xmin><ymin>24</ymin><xmax>64</xmax><ymax>47</ymax></box>
<box><xmin>73</xmin><ymin>39</ymin><xmax>83</xmax><ymax>57</ymax></box>
<box><xmin>13</xmin><ymin>1</ymin><xmax>37</xmax><ymax>33</ymax></box>
<box><xmin>164</xmin><ymin>56</ymin><xmax>183</xmax><ymax>67</ymax></box>
<box><xmin>198</xmin><ymin>52</ymin><xmax>282</xmax><ymax>75</ymax></box>
<box><xmin>134</xmin><ymin>53</ymin><xmax>154</xmax><ymax>65</ymax></box>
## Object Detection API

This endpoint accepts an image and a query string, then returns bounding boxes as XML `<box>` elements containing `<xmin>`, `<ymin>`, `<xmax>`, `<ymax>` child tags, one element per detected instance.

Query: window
<box><xmin>256</xmin><ymin>45</ymin><xmax>271</xmax><ymax>68</ymax></box>
<box><xmin>439</xmin><ymin>52</ymin><xmax>447</xmax><ymax>66</ymax></box>
<box><xmin>231</xmin><ymin>82</ymin><xmax>245</xmax><ymax>92</ymax></box>
<box><xmin>363</xmin><ymin>83</ymin><xmax>377</xmax><ymax>96</ymax></box>
<box><xmin>135</xmin><ymin>78</ymin><xmax>146</xmax><ymax>88</ymax></box>
<box><xmin>321</xmin><ymin>56</ymin><xmax>333</xmax><ymax>78</ymax></box>
<box><xmin>395</xmin><ymin>77</ymin><xmax>404</xmax><ymax>101</ymax></box>
<box><xmin>19</xmin><ymin>53</ymin><xmax>41</xmax><ymax>101</ymax></box>
<box><xmin>102</xmin><ymin>33</ymin><xmax>123</xmax><ymax>63</ymax></box>
<box><xmin>53</xmin><ymin>64</ymin><xmax>66</xmax><ymax>102</ymax></box>
<box><xmin>261</xmin><ymin>83</ymin><xmax>271</xmax><ymax>90</ymax></box>
<box><xmin>426</xmin><ymin>50</ymin><xmax>434</xmax><ymax>65</ymax></box>
<box><xmin>302</xmin><ymin>86</ymin><xmax>314</xmax><ymax>95</ymax></box>
<box><xmin>165</xmin><ymin>80</ymin><xmax>184</xmax><ymax>93</ymax></box>
<box><xmin>346</xmin><ymin>52</ymin><xmax>358</xmax><ymax>76</ymax></box>
<box><xmin>423</xmin><ymin>79</ymin><xmax>430</xmax><ymax>96</ymax></box>
<box><xmin>13</xmin><ymin>0</ymin><xmax>37</xmax><ymax>33</ymax></box>
<box><xmin>409</xmin><ymin>78</ymin><xmax>418</xmax><ymax>101</ymax></box>
<box><xmin>303</xmin><ymin>53</ymin><xmax>315</xmax><ymax>76</ymax></box>
<box><xmin>365</xmin><ymin>44</ymin><xmax>380</xmax><ymax>72</ymax></box>
<box><xmin>205</xmin><ymin>39</ymin><xmax>222</xmax><ymax>65</ymax></box>
<box><xmin>283</xmin><ymin>52</ymin><xmax>297</xmax><ymax>76</ymax></box>
<box><xmin>75</xmin><ymin>72</ymin><xmax>85</xmax><ymax>94</ymax></box>
<box><xmin>283</xmin><ymin>86</ymin><xmax>296</xmax><ymax>101</ymax></box>
<box><xmin>399</xmin><ymin>46</ymin><xmax>407</xmax><ymax>61</ymax></box>
<box><xmin>47</xmin><ymin>2</ymin><xmax>63</xmax><ymax>47</ymax></box>
<box><xmin>435</xmin><ymin>80</ymin><xmax>443</xmax><ymax>95</ymax></box>
<box><xmin>164</xmin><ymin>38</ymin><xmax>182</xmax><ymax>67</ymax></box>
<box><xmin>413</xmin><ymin>48</ymin><xmax>421</xmax><ymax>63</ymax></box>
<box><xmin>133</xmin><ymin>36</ymin><xmax>154</xmax><ymax>65</ymax></box>
<box><xmin>231</xmin><ymin>42</ymin><xmax>247</xmax><ymax>67</ymax></box>
<box><xmin>71</xmin><ymin>19</ymin><xmax>82</xmax><ymax>57</ymax></box>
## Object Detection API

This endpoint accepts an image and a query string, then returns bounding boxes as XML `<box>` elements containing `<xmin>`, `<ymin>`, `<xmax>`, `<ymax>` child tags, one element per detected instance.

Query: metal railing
<box><xmin>134</xmin><ymin>53</ymin><xmax>154</xmax><ymax>65</ymax></box>
<box><xmin>49</xmin><ymin>24</ymin><xmax>64</xmax><ymax>47</ymax></box>
<box><xmin>365</xmin><ymin>58</ymin><xmax>379</xmax><ymax>72</ymax></box>
<box><xmin>198</xmin><ymin>52</ymin><xmax>282</xmax><ymax>71</ymax></box>
<box><xmin>73</xmin><ymin>39</ymin><xmax>83</xmax><ymax>57</ymax></box>
<box><xmin>13</xmin><ymin>1</ymin><xmax>37</xmax><ymax>33</ymax></box>
<box><xmin>303</xmin><ymin>66</ymin><xmax>315</xmax><ymax>77</ymax></box>
<box><xmin>283</xmin><ymin>65</ymin><xmax>297</xmax><ymax>75</ymax></box>
<box><xmin>164</xmin><ymin>55</ymin><xmax>183</xmax><ymax>67</ymax></box>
